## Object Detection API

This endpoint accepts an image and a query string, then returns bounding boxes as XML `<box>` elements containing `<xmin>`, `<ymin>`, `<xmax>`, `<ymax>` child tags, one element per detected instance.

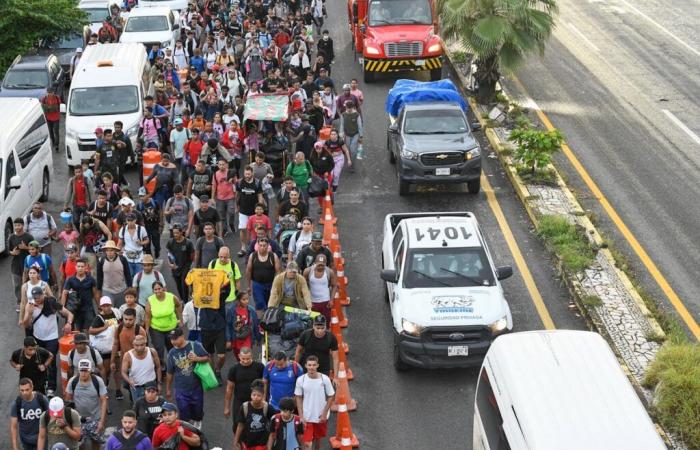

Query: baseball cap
<box><xmin>313</xmin><ymin>315</ymin><xmax>327</xmax><ymax>325</ymax></box>
<box><xmin>313</xmin><ymin>141</ymin><xmax>324</xmax><ymax>149</ymax></box>
<box><xmin>168</xmin><ymin>328</ymin><xmax>184</xmax><ymax>339</ymax></box>
<box><xmin>99</xmin><ymin>296</ymin><xmax>112</xmax><ymax>306</ymax></box>
<box><xmin>174</xmin><ymin>118</ymin><xmax>183</xmax><ymax>125</ymax></box>
<box><xmin>24</xmin><ymin>336</ymin><xmax>38</xmax><ymax>347</ymax></box>
<box><xmin>342</xmin><ymin>83</ymin><xmax>351</xmax><ymax>90</ymax></box>
<box><xmin>66</xmin><ymin>243</ymin><xmax>78</xmax><ymax>252</ymax></box>
<box><xmin>162</xmin><ymin>402</ymin><xmax>178</xmax><ymax>412</ymax></box>
<box><xmin>311</xmin><ymin>231</ymin><xmax>323</xmax><ymax>241</ymax></box>
<box><xmin>76</xmin><ymin>47</ymin><xmax>83</xmax><ymax>53</ymax></box>
<box><xmin>74</xmin><ymin>333</ymin><xmax>89</xmax><ymax>344</ymax></box>
<box><xmin>144</xmin><ymin>380</ymin><xmax>159</xmax><ymax>391</ymax></box>
<box><xmin>199</xmin><ymin>194</ymin><xmax>209</xmax><ymax>202</ymax></box>
<box><xmin>28</xmin><ymin>240</ymin><xmax>40</xmax><ymax>248</ymax></box>
<box><xmin>94</xmin><ymin>127</ymin><xmax>103</xmax><ymax>134</ymax></box>
<box><xmin>49</xmin><ymin>397</ymin><xmax>65</xmax><ymax>417</ymax></box>
<box><xmin>118</xmin><ymin>197</ymin><xmax>135</xmax><ymax>207</ymax></box>
<box><xmin>31</xmin><ymin>286</ymin><xmax>44</xmax><ymax>298</ymax></box>
<box><xmin>286</xmin><ymin>261</ymin><xmax>299</xmax><ymax>272</ymax></box>
<box><xmin>78</xmin><ymin>358</ymin><xmax>93</xmax><ymax>371</ymax></box>
<box><xmin>138</xmin><ymin>187</ymin><xmax>148</xmax><ymax>197</ymax></box>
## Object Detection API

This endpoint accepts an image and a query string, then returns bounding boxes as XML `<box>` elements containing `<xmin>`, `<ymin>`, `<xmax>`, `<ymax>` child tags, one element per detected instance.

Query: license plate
<box><xmin>436</xmin><ymin>167</ymin><xmax>450</xmax><ymax>175</ymax></box>
<box><xmin>448</xmin><ymin>345</ymin><xmax>469</xmax><ymax>356</ymax></box>
<box><xmin>415</xmin><ymin>59</ymin><xmax>426</xmax><ymax>66</ymax></box>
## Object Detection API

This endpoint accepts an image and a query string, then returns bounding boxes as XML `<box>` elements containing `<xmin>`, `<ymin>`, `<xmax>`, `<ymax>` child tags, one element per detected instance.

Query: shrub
<box><xmin>510</xmin><ymin>127</ymin><xmax>564</xmax><ymax>176</ymax></box>
<box><xmin>537</xmin><ymin>215</ymin><xmax>595</xmax><ymax>272</ymax></box>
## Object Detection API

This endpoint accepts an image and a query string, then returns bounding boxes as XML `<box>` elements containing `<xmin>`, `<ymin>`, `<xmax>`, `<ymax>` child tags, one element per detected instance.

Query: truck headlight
<box><xmin>161</xmin><ymin>41</ymin><xmax>171</xmax><ymax>49</ymax></box>
<box><xmin>427</xmin><ymin>43</ymin><xmax>442</xmax><ymax>53</ymax></box>
<box><xmin>465</xmin><ymin>147</ymin><xmax>481</xmax><ymax>160</ymax></box>
<box><xmin>489</xmin><ymin>317</ymin><xmax>508</xmax><ymax>335</ymax></box>
<box><xmin>402</xmin><ymin>318</ymin><xmax>424</xmax><ymax>336</ymax></box>
<box><xmin>365</xmin><ymin>44</ymin><xmax>381</xmax><ymax>55</ymax></box>
<box><xmin>400</xmin><ymin>148</ymin><xmax>418</xmax><ymax>160</ymax></box>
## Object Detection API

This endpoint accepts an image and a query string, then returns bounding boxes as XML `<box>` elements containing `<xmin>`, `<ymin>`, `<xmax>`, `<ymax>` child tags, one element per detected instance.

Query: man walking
<box><xmin>165</xmin><ymin>225</ymin><xmax>195</xmax><ymax>301</ymax></box>
<box><xmin>262</xmin><ymin>351</ymin><xmax>303</xmax><ymax>411</ymax></box>
<box><xmin>294</xmin><ymin>355</ymin><xmax>335</xmax><ymax>450</ymax></box>
<box><xmin>37</xmin><ymin>397</ymin><xmax>81</xmax><ymax>450</ymax></box>
<box><xmin>40</xmin><ymin>88</ymin><xmax>61</xmax><ymax>152</ymax></box>
<box><xmin>61</xmin><ymin>259</ymin><xmax>99</xmax><ymax>332</ymax></box>
<box><xmin>9</xmin><ymin>218</ymin><xmax>34</xmax><ymax>312</ymax></box>
<box><xmin>11</xmin><ymin>337</ymin><xmax>54</xmax><ymax>396</ymax></box>
<box><xmin>134</xmin><ymin>381</ymin><xmax>166</xmax><ymax>437</ymax></box>
<box><xmin>64</xmin><ymin>359</ymin><xmax>109</xmax><ymax>450</ymax></box>
<box><xmin>64</xmin><ymin>165</ymin><xmax>93</xmax><ymax>229</ymax></box>
<box><xmin>151</xmin><ymin>402</ymin><xmax>201</xmax><ymax>448</ymax></box>
<box><xmin>10</xmin><ymin>378</ymin><xmax>49</xmax><ymax>450</ymax></box>
<box><xmin>121</xmin><ymin>334</ymin><xmax>161</xmax><ymax>403</ymax></box>
<box><xmin>224</xmin><ymin>347</ymin><xmax>264</xmax><ymax>426</ymax></box>
<box><xmin>24</xmin><ymin>203</ymin><xmax>58</xmax><ymax>255</ymax></box>
<box><xmin>208</xmin><ymin>246</ymin><xmax>243</xmax><ymax>303</ymax></box>
<box><xmin>104</xmin><ymin>410</ymin><xmax>152</xmax><ymax>450</ymax></box>
<box><xmin>295</xmin><ymin>315</ymin><xmax>338</xmax><ymax>377</ymax></box>
<box><xmin>97</xmin><ymin>240</ymin><xmax>132</xmax><ymax>308</ymax></box>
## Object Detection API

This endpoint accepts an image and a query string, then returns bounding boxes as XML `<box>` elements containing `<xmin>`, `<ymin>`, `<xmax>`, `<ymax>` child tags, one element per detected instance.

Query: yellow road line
<box><xmin>511</xmin><ymin>76</ymin><xmax>700</xmax><ymax>340</ymax></box>
<box><xmin>482</xmin><ymin>174</ymin><xmax>556</xmax><ymax>329</ymax></box>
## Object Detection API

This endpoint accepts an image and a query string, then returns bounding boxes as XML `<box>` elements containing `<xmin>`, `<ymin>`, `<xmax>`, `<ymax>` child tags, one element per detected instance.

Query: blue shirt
<box><xmin>190</xmin><ymin>56</ymin><xmax>205</xmax><ymax>73</ymax></box>
<box><xmin>263</xmin><ymin>361</ymin><xmax>303</xmax><ymax>409</ymax></box>
<box><xmin>24</xmin><ymin>253</ymin><xmax>52</xmax><ymax>282</ymax></box>
<box><xmin>166</xmin><ymin>341</ymin><xmax>208</xmax><ymax>391</ymax></box>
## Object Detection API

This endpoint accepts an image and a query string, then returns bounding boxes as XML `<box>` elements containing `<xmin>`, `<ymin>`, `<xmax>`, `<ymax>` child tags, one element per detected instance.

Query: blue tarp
<box><xmin>385</xmin><ymin>79</ymin><xmax>468</xmax><ymax>117</ymax></box>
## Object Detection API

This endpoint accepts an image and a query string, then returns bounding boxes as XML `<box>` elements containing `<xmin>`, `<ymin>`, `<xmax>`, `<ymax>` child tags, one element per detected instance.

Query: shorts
<box><xmin>311</xmin><ymin>300</ymin><xmax>331</xmax><ymax>324</ymax></box>
<box><xmin>81</xmin><ymin>418</ymin><xmax>106</xmax><ymax>443</ymax></box>
<box><xmin>100</xmin><ymin>352</ymin><xmax>112</xmax><ymax>361</ymax></box>
<box><xmin>201</xmin><ymin>329</ymin><xmax>226</xmax><ymax>355</ymax></box>
<box><xmin>238</xmin><ymin>213</ymin><xmax>250</xmax><ymax>230</ymax></box>
<box><xmin>302</xmin><ymin>421</ymin><xmax>328</xmax><ymax>442</ymax></box>
<box><xmin>175</xmin><ymin>386</ymin><xmax>204</xmax><ymax>421</ymax></box>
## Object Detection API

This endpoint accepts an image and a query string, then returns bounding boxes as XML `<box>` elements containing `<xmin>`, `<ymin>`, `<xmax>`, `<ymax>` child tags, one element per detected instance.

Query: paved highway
<box><xmin>510</xmin><ymin>0</ymin><xmax>700</xmax><ymax>336</ymax></box>
<box><xmin>0</xmin><ymin>3</ymin><xmax>588</xmax><ymax>449</ymax></box>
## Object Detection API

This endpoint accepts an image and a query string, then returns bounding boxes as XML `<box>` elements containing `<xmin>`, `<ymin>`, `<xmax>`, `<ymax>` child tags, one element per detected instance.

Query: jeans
<box><xmin>252</xmin><ymin>281</ymin><xmax>272</xmax><ymax>311</ymax></box>
<box><xmin>128</xmin><ymin>262</ymin><xmax>143</xmax><ymax>279</ymax></box>
<box><xmin>35</xmin><ymin>337</ymin><xmax>58</xmax><ymax>391</ymax></box>
<box><xmin>172</xmin><ymin>270</ymin><xmax>189</xmax><ymax>301</ymax></box>
<box><xmin>47</xmin><ymin>120</ymin><xmax>59</xmax><ymax>149</ymax></box>
<box><xmin>153</xmin><ymin>184</ymin><xmax>171</xmax><ymax>210</ymax></box>
<box><xmin>74</xmin><ymin>302</ymin><xmax>97</xmax><ymax>332</ymax></box>
<box><xmin>129</xmin><ymin>378</ymin><xmax>157</xmax><ymax>404</ymax></box>
<box><xmin>71</xmin><ymin>205</ymin><xmax>87</xmax><ymax>229</ymax></box>
<box><xmin>346</xmin><ymin>134</ymin><xmax>360</xmax><ymax>167</ymax></box>
<box><xmin>149</xmin><ymin>328</ymin><xmax>174</xmax><ymax>368</ymax></box>
<box><xmin>103</xmin><ymin>289</ymin><xmax>127</xmax><ymax>308</ymax></box>
<box><xmin>175</xmin><ymin>385</ymin><xmax>204</xmax><ymax>421</ymax></box>
<box><xmin>12</xmin><ymin>273</ymin><xmax>22</xmax><ymax>306</ymax></box>
<box><xmin>145</xmin><ymin>226</ymin><xmax>161</xmax><ymax>258</ymax></box>
<box><xmin>216</xmin><ymin>198</ymin><xmax>237</xmax><ymax>233</ymax></box>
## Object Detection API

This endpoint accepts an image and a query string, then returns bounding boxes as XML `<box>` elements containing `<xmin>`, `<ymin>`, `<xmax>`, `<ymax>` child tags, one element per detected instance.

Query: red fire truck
<box><xmin>347</xmin><ymin>0</ymin><xmax>443</xmax><ymax>82</ymax></box>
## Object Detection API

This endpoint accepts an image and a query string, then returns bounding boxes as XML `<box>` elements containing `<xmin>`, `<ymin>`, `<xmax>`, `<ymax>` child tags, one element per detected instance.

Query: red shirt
<box><xmin>74</xmin><ymin>177</ymin><xmax>88</xmax><ymax>207</ymax></box>
<box><xmin>184</xmin><ymin>140</ymin><xmax>204</xmax><ymax>165</ymax></box>
<box><xmin>40</xmin><ymin>94</ymin><xmax>61</xmax><ymax>122</ymax></box>
<box><xmin>246</xmin><ymin>214</ymin><xmax>272</xmax><ymax>235</ymax></box>
<box><xmin>151</xmin><ymin>420</ymin><xmax>195</xmax><ymax>450</ymax></box>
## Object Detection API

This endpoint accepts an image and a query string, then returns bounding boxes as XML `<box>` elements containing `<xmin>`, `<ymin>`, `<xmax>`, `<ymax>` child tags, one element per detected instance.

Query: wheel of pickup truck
<box><xmin>467</xmin><ymin>178</ymin><xmax>481</xmax><ymax>194</ymax></box>
<box><xmin>430</xmin><ymin>67</ymin><xmax>442</xmax><ymax>81</ymax></box>
<box><xmin>387</xmin><ymin>135</ymin><xmax>396</xmax><ymax>164</ymax></box>
<box><xmin>398</xmin><ymin>178</ymin><xmax>410</xmax><ymax>196</ymax></box>
<box><xmin>393</xmin><ymin>334</ymin><xmax>410</xmax><ymax>371</ymax></box>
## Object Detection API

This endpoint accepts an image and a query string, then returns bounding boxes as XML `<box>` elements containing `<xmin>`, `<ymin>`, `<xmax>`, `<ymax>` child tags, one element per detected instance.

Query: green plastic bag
<box><xmin>193</xmin><ymin>361</ymin><xmax>218</xmax><ymax>391</ymax></box>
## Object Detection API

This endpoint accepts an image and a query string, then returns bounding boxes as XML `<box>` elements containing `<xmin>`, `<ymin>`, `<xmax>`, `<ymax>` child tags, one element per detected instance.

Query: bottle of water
<box><xmin>356</xmin><ymin>143</ymin><xmax>364</xmax><ymax>160</ymax></box>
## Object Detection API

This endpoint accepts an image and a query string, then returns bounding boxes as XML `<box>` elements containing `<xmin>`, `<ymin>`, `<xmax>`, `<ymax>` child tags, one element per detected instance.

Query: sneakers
<box><xmin>237</xmin><ymin>249</ymin><xmax>247</xmax><ymax>257</ymax></box>
<box><xmin>356</xmin><ymin>154</ymin><xmax>363</xmax><ymax>160</ymax></box>
<box><xmin>115</xmin><ymin>389</ymin><xmax>124</xmax><ymax>401</ymax></box>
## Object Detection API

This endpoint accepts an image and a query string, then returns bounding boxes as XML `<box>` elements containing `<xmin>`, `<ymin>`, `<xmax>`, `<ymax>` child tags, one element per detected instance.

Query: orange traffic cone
<box><xmin>329</xmin><ymin>395</ymin><xmax>359</xmax><ymax>448</ymax></box>
<box><xmin>331</xmin><ymin>362</ymin><xmax>356</xmax><ymax>411</ymax></box>
<box><xmin>319</xmin><ymin>190</ymin><xmax>336</xmax><ymax>225</ymax></box>
<box><xmin>330</xmin><ymin>310</ymin><xmax>349</xmax><ymax>354</ymax></box>
<box><xmin>333</xmin><ymin>296</ymin><xmax>348</xmax><ymax>328</ymax></box>
<box><xmin>335</xmin><ymin>259</ymin><xmax>351</xmax><ymax>307</ymax></box>
<box><xmin>335</xmin><ymin>332</ymin><xmax>354</xmax><ymax>380</ymax></box>
<box><xmin>323</xmin><ymin>219</ymin><xmax>335</xmax><ymax>245</ymax></box>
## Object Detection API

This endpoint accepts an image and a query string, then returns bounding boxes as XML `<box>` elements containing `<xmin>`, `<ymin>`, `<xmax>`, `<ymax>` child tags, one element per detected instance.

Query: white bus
<box><xmin>63</xmin><ymin>43</ymin><xmax>152</xmax><ymax>166</ymax></box>
<box><xmin>474</xmin><ymin>330</ymin><xmax>667</xmax><ymax>450</ymax></box>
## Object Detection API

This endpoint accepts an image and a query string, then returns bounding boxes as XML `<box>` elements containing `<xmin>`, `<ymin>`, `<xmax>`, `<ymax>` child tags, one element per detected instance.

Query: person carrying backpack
<box><xmin>262</xmin><ymin>352</ymin><xmax>303</xmax><ymax>411</ymax></box>
<box><xmin>64</xmin><ymin>359</ymin><xmax>108</xmax><ymax>450</ymax></box>
<box><xmin>267</xmin><ymin>397</ymin><xmax>304</xmax><ymax>450</ymax></box>
<box><xmin>10</xmin><ymin>378</ymin><xmax>49</xmax><ymax>450</ymax></box>
<box><xmin>104</xmin><ymin>410</ymin><xmax>152</xmax><ymax>450</ymax></box>
<box><xmin>136</xmin><ymin>187</ymin><xmax>163</xmax><ymax>259</ymax></box>
<box><xmin>37</xmin><ymin>396</ymin><xmax>82</xmax><ymax>450</ymax></box>
<box><xmin>285</xmin><ymin>152</ymin><xmax>314</xmax><ymax>202</ymax></box>
<box><xmin>233</xmin><ymin>380</ymin><xmax>274</xmax><ymax>450</ymax></box>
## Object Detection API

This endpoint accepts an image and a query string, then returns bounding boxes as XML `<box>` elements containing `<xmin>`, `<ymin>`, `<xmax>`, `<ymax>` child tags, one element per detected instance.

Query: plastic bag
<box><xmin>194</xmin><ymin>361</ymin><xmax>219</xmax><ymax>391</ymax></box>
<box><xmin>308</xmin><ymin>175</ymin><xmax>328</xmax><ymax>198</ymax></box>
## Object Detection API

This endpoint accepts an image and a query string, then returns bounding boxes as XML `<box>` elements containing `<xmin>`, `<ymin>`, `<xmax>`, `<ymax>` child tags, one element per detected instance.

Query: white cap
<box><xmin>118</xmin><ymin>197</ymin><xmax>135</xmax><ymax>207</ymax></box>
<box><xmin>78</xmin><ymin>358</ymin><xmax>93</xmax><ymax>371</ymax></box>
<box><xmin>49</xmin><ymin>397</ymin><xmax>65</xmax><ymax>417</ymax></box>
<box><xmin>99</xmin><ymin>296</ymin><xmax>112</xmax><ymax>306</ymax></box>
<box><xmin>76</xmin><ymin>47</ymin><xmax>83</xmax><ymax>53</ymax></box>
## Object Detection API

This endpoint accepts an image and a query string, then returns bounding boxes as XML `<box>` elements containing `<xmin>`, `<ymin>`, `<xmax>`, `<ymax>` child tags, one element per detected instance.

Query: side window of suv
<box><xmin>4</xmin><ymin>152</ymin><xmax>17</xmax><ymax>199</ymax></box>
<box><xmin>16</xmin><ymin>115</ymin><xmax>48</xmax><ymax>169</ymax></box>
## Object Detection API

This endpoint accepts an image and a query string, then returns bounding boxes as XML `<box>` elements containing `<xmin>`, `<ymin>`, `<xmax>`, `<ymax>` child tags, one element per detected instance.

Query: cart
<box><xmin>261</xmin><ymin>305</ymin><xmax>320</xmax><ymax>364</ymax></box>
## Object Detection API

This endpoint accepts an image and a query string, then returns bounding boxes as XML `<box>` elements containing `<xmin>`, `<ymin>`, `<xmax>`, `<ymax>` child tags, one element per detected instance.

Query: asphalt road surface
<box><xmin>0</xmin><ymin>5</ymin><xmax>587</xmax><ymax>450</ymax></box>
<box><xmin>510</xmin><ymin>0</ymin><xmax>700</xmax><ymax>335</ymax></box>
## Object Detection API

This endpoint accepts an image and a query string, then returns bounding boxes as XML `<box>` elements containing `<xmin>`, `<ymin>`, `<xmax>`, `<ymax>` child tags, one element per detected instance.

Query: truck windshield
<box><xmin>404</xmin><ymin>247</ymin><xmax>495</xmax><ymax>288</ymax></box>
<box><xmin>69</xmin><ymin>86</ymin><xmax>140</xmax><ymax>116</ymax></box>
<box><xmin>368</xmin><ymin>0</ymin><xmax>432</xmax><ymax>26</ymax></box>
<box><xmin>125</xmin><ymin>16</ymin><xmax>169</xmax><ymax>32</ymax></box>
<box><xmin>3</xmin><ymin>70</ymin><xmax>48</xmax><ymax>89</ymax></box>
<box><xmin>404</xmin><ymin>109</ymin><xmax>467</xmax><ymax>134</ymax></box>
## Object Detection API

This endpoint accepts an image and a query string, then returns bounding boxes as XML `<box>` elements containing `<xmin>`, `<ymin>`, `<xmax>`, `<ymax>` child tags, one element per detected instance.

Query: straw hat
<box><xmin>102</xmin><ymin>240</ymin><xmax>120</xmax><ymax>251</ymax></box>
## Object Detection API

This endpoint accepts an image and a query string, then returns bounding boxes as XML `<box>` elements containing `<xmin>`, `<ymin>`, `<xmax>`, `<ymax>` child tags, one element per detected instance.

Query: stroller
<box><xmin>276</xmin><ymin>214</ymin><xmax>300</xmax><ymax>264</ymax></box>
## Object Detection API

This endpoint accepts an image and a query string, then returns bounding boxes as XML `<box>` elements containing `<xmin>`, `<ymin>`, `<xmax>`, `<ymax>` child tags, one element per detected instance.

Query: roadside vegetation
<box><xmin>509</xmin><ymin>127</ymin><xmax>564</xmax><ymax>184</ymax></box>
<box><xmin>0</xmin><ymin>0</ymin><xmax>86</xmax><ymax>73</ymax></box>
<box><xmin>536</xmin><ymin>215</ymin><xmax>595</xmax><ymax>272</ymax></box>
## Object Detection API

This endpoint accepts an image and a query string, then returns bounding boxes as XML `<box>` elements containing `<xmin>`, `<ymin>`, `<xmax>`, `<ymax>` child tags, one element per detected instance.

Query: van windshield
<box><xmin>125</xmin><ymin>16</ymin><xmax>169</xmax><ymax>32</ymax></box>
<box><xmin>69</xmin><ymin>85</ymin><xmax>139</xmax><ymax>116</ymax></box>
<box><xmin>403</xmin><ymin>247</ymin><xmax>494</xmax><ymax>288</ymax></box>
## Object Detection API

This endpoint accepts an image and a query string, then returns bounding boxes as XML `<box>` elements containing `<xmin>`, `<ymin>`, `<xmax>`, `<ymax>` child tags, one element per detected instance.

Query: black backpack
<box><xmin>15</xmin><ymin>392</ymin><xmax>48</xmax><ymax>421</ymax></box>
<box><xmin>261</xmin><ymin>306</ymin><xmax>285</xmax><ymax>333</ymax></box>
<box><xmin>113</xmin><ymin>430</ymin><xmax>149</xmax><ymax>450</ymax></box>
<box><xmin>179</xmin><ymin>420</ymin><xmax>209</xmax><ymax>450</ymax></box>
<box><xmin>69</xmin><ymin>373</ymin><xmax>102</xmax><ymax>395</ymax></box>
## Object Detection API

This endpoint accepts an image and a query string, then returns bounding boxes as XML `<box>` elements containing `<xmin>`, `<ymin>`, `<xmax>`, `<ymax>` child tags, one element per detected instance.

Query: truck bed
<box><xmin>387</xmin><ymin>211</ymin><xmax>473</xmax><ymax>233</ymax></box>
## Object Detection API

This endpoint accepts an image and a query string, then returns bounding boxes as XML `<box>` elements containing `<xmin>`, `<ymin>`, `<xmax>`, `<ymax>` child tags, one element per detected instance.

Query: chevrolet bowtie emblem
<box><xmin>436</xmin><ymin>154</ymin><xmax>448</xmax><ymax>159</ymax></box>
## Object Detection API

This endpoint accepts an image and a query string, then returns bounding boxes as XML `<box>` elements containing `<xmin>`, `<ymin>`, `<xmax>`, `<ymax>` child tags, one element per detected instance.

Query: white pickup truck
<box><xmin>381</xmin><ymin>212</ymin><xmax>514</xmax><ymax>370</ymax></box>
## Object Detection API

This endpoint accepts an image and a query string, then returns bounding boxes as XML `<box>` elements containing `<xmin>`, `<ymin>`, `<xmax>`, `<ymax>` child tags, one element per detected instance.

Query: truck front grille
<box><xmin>385</xmin><ymin>41</ymin><xmax>423</xmax><ymax>58</ymax></box>
<box><xmin>421</xmin><ymin>152</ymin><xmax>464</xmax><ymax>166</ymax></box>
<box><xmin>78</xmin><ymin>140</ymin><xmax>97</xmax><ymax>154</ymax></box>
<box><xmin>424</xmin><ymin>326</ymin><xmax>491</xmax><ymax>343</ymax></box>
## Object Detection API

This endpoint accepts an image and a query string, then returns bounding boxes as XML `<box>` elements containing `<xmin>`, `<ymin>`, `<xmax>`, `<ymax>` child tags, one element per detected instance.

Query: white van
<box><xmin>138</xmin><ymin>0</ymin><xmax>188</xmax><ymax>12</ymax></box>
<box><xmin>0</xmin><ymin>98</ymin><xmax>54</xmax><ymax>254</ymax></box>
<box><xmin>473</xmin><ymin>330</ymin><xmax>667</xmax><ymax>450</ymax></box>
<box><xmin>63</xmin><ymin>43</ymin><xmax>152</xmax><ymax>166</ymax></box>
<box><xmin>119</xmin><ymin>6</ymin><xmax>181</xmax><ymax>50</ymax></box>
<box><xmin>79</xmin><ymin>0</ymin><xmax>111</xmax><ymax>34</ymax></box>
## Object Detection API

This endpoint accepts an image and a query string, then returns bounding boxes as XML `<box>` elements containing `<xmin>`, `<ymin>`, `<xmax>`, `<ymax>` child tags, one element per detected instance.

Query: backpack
<box><xmin>119</xmin><ymin>224</ymin><xmax>146</xmax><ymax>244</ymax></box>
<box><xmin>271</xmin><ymin>412</ymin><xmax>303</xmax><ymax>440</ymax></box>
<box><xmin>113</xmin><ymin>430</ymin><xmax>149</xmax><ymax>450</ymax></box>
<box><xmin>134</xmin><ymin>270</ymin><xmax>163</xmax><ymax>286</ymax></box>
<box><xmin>69</xmin><ymin>373</ymin><xmax>102</xmax><ymax>396</ymax></box>
<box><xmin>25</xmin><ymin>212</ymin><xmax>55</xmax><ymax>231</ymax></box>
<box><xmin>266</xmin><ymin>360</ymin><xmax>301</xmax><ymax>377</ymax></box>
<box><xmin>261</xmin><ymin>306</ymin><xmax>285</xmax><ymax>333</ymax></box>
<box><xmin>116</xmin><ymin>322</ymin><xmax>143</xmax><ymax>338</ymax></box>
<box><xmin>242</xmin><ymin>400</ymin><xmax>270</xmax><ymax>421</ymax></box>
<box><xmin>15</xmin><ymin>392</ymin><xmax>48</xmax><ymax>421</ymax></box>
<box><xmin>69</xmin><ymin>346</ymin><xmax>99</xmax><ymax>371</ymax></box>
<box><xmin>179</xmin><ymin>420</ymin><xmax>209</xmax><ymax>450</ymax></box>
<box><xmin>41</xmin><ymin>405</ymin><xmax>75</xmax><ymax>427</ymax></box>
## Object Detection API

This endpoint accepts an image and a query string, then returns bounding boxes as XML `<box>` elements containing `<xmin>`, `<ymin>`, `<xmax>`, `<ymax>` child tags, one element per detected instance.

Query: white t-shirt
<box><xmin>294</xmin><ymin>373</ymin><xmax>335</xmax><ymax>423</ymax></box>
<box><xmin>119</xmin><ymin>225</ymin><xmax>149</xmax><ymax>263</ymax></box>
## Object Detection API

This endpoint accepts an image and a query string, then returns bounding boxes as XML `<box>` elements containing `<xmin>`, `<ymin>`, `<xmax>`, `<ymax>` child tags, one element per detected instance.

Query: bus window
<box><xmin>476</xmin><ymin>368</ymin><xmax>511</xmax><ymax>450</ymax></box>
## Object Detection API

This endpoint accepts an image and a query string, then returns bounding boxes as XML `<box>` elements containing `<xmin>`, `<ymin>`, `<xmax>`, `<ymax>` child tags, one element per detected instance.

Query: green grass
<box><xmin>516</xmin><ymin>166</ymin><xmax>557</xmax><ymax>184</ymax></box>
<box><xmin>537</xmin><ymin>215</ymin><xmax>596</xmax><ymax>272</ymax></box>
<box><xmin>581</xmin><ymin>294</ymin><xmax>603</xmax><ymax>308</ymax></box>
<box><xmin>643</xmin><ymin>342</ymin><xmax>700</xmax><ymax>449</ymax></box>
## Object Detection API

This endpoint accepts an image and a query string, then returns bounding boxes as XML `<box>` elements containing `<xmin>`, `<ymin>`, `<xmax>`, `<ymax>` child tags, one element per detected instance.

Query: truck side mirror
<box><xmin>352</xmin><ymin>2</ymin><xmax>358</xmax><ymax>23</ymax></box>
<box><xmin>388</xmin><ymin>124</ymin><xmax>398</xmax><ymax>133</ymax></box>
<box><xmin>471</xmin><ymin>122</ymin><xmax>482</xmax><ymax>132</ymax></box>
<box><xmin>60</xmin><ymin>103</ymin><xmax>66</xmax><ymax>114</ymax></box>
<box><xmin>496</xmin><ymin>266</ymin><xmax>513</xmax><ymax>280</ymax></box>
<box><xmin>9</xmin><ymin>175</ymin><xmax>21</xmax><ymax>189</ymax></box>
<box><xmin>380</xmin><ymin>269</ymin><xmax>398</xmax><ymax>283</ymax></box>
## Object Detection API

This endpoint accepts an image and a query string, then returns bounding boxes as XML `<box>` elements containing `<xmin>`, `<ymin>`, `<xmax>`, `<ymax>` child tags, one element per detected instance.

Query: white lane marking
<box><xmin>662</xmin><ymin>110</ymin><xmax>700</xmax><ymax>146</ymax></box>
<box><xmin>566</xmin><ymin>22</ymin><xmax>601</xmax><ymax>53</ymax></box>
<box><xmin>616</xmin><ymin>0</ymin><xmax>700</xmax><ymax>57</ymax></box>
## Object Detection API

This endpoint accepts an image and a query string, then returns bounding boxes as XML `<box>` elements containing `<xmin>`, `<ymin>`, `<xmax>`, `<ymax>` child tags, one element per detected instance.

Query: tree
<box><xmin>439</xmin><ymin>0</ymin><xmax>558</xmax><ymax>103</ymax></box>
<box><xmin>0</xmin><ymin>0</ymin><xmax>87</xmax><ymax>74</ymax></box>
<box><xmin>509</xmin><ymin>127</ymin><xmax>564</xmax><ymax>176</ymax></box>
